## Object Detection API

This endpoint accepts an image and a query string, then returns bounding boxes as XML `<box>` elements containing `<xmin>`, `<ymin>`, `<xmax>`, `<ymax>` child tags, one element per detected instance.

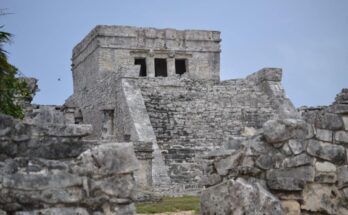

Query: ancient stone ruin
<box><xmin>0</xmin><ymin>25</ymin><xmax>347</xmax><ymax>214</ymax></box>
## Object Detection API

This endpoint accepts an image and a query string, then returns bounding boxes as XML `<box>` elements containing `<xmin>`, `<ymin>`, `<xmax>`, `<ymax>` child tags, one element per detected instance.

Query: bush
<box><xmin>0</xmin><ymin>28</ymin><xmax>31</xmax><ymax>119</ymax></box>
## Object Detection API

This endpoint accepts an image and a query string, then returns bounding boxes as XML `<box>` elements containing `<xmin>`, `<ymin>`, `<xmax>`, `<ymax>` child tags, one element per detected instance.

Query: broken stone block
<box><xmin>301</xmin><ymin>183</ymin><xmax>341</xmax><ymax>214</ymax></box>
<box><xmin>263</xmin><ymin>119</ymin><xmax>310</xmax><ymax>143</ymax></box>
<box><xmin>343</xmin><ymin>116</ymin><xmax>348</xmax><ymax>130</ymax></box>
<box><xmin>342</xmin><ymin>187</ymin><xmax>348</xmax><ymax>200</ymax></box>
<box><xmin>281</xmin><ymin>143</ymin><xmax>292</xmax><ymax>156</ymax></box>
<box><xmin>281</xmin><ymin>200</ymin><xmax>300</xmax><ymax>215</ymax></box>
<box><xmin>288</xmin><ymin>139</ymin><xmax>305</xmax><ymax>155</ymax></box>
<box><xmin>200</xmin><ymin>173</ymin><xmax>222</xmax><ymax>187</ymax></box>
<box><xmin>335</xmin><ymin>130</ymin><xmax>348</xmax><ymax>144</ymax></box>
<box><xmin>306</xmin><ymin>139</ymin><xmax>345</xmax><ymax>164</ymax></box>
<box><xmin>255</xmin><ymin>154</ymin><xmax>273</xmax><ymax>170</ymax></box>
<box><xmin>314</xmin><ymin>161</ymin><xmax>337</xmax><ymax>183</ymax></box>
<box><xmin>266</xmin><ymin>166</ymin><xmax>315</xmax><ymax>189</ymax></box>
<box><xmin>266</xmin><ymin>166</ymin><xmax>315</xmax><ymax>191</ymax></box>
<box><xmin>338</xmin><ymin>165</ymin><xmax>348</xmax><ymax>188</ymax></box>
<box><xmin>276</xmin><ymin>192</ymin><xmax>303</xmax><ymax>201</ymax></box>
<box><xmin>72</xmin><ymin>142</ymin><xmax>139</xmax><ymax>177</ymax></box>
<box><xmin>313</xmin><ymin>112</ymin><xmax>344</xmax><ymax>130</ymax></box>
<box><xmin>14</xmin><ymin>208</ymin><xmax>89</xmax><ymax>215</ymax></box>
<box><xmin>255</xmin><ymin>152</ymin><xmax>285</xmax><ymax>170</ymax></box>
<box><xmin>45</xmin><ymin>124</ymin><xmax>93</xmax><ymax>137</ymax></box>
<box><xmin>315</xmin><ymin>172</ymin><xmax>337</xmax><ymax>184</ymax></box>
<box><xmin>315</xmin><ymin>128</ymin><xmax>332</xmax><ymax>142</ymax></box>
<box><xmin>315</xmin><ymin>161</ymin><xmax>337</xmax><ymax>172</ymax></box>
<box><xmin>267</xmin><ymin>177</ymin><xmax>305</xmax><ymax>191</ymax></box>
<box><xmin>282</xmin><ymin>153</ymin><xmax>315</xmax><ymax>168</ymax></box>
<box><xmin>213</xmin><ymin>150</ymin><xmax>243</xmax><ymax>176</ymax></box>
<box><xmin>200</xmin><ymin>178</ymin><xmax>283</xmax><ymax>215</ymax></box>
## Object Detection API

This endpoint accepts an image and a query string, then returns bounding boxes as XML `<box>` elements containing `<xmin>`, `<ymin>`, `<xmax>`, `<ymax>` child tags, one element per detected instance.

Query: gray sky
<box><xmin>2</xmin><ymin>0</ymin><xmax>348</xmax><ymax>107</ymax></box>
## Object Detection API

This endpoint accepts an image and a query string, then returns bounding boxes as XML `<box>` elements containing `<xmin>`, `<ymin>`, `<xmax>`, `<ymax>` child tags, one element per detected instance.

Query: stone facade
<box><xmin>200</xmin><ymin>89</ymin><xmax>348</xmax><ymax>214</ymax></box>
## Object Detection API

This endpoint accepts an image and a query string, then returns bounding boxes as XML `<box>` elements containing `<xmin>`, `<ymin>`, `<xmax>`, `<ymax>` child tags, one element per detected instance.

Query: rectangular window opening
<box><xmin>175</xmin><ymin>59</ymin><xmax>187</xmax><ymax>75</ymax></box>
<box><xmin>134</xmin><ymin>58</ymin><xmax>147</xmax><ymax>77</ymax></box>
<box><xmin>155</xmin><ymin>58</ymin><xmax>167</xmax><ymax>77</ymax></box>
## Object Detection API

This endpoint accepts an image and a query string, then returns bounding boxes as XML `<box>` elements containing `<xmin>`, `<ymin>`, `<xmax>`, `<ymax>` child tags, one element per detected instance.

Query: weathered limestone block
<box><xmin>303</xmin><ymin>111</ymin><xmax>344</xmax><ymax>130</ymax></box>
<box><xmin>281</xmin><ymin>200</ymin><xmax>301</xmax><ymax>215</ymax></box>
<box><xmin>282</xmin><ymin>153</ymin><xmax>315</xmax><ymax>168</ymax></box>
<box><xmin>301</xmin><ymin>183</ymin><xmax>341</xmax><ymax>214</ymax></box>
<box><xmin>213</xmin><ymin>150</ymin><xmax>243</xmax><ymax>176</ymax></box>
<box><xmin>44</xmin><ymin>124</ymin><xmax>93</xmax><ymax>137</ymax></box>
<box><xmin>263</xmin><ymin>119</ymin><xmax>310</xmax><ymax>143</ymax></box>
<box><xmin>255</xmin><ymin>153</ymin><xmax>285</xmax><ymax>170</ymax></box>
<box><xmin>288</xmin><ymin>139</ymin><xmax>305</xmax><ymax>155</ymax></box>
<box><xmin>72</xmin><ymin>142</ymin><xmax>139</xmax><ymax>178</ymax></box>
<box><xmin>246</xmin><ymin>68</ymin><xmax>282</xmax><ymax>83</ymax></box>
<box><xmin>315</xmin><ymin>161</ymin><xmax>337</xmax><ymax>172</ymax></box>
<box><xmin>315</xmin><ymin>172</ymin><xmax>337</xmax><ymax>184</ymax></box>
<box><xmin>329</xmin><ymin>104</ymin><xmax>348</xmax><ymax>114</ymax></box>
<box><xmin>315</xmin><ymin>128</ymin><xmax>333</xmax><ymax>142</ymax></box>
<box><xmin>0</xmin><ymin>141</ymin><xmax>138</xmax><ymax>214</ymax></box>
<box><xmin>342</xmin><ymin>187</ymin><xmax>348</xmax><ymax>200</ymax></box>
<box><xmin>335</xmin><ymin>130</ymin><xmax>348</xmax><ymax>144</ymax></box>
<box><xmin>200</xmin><ymin>173</ymin><xmax>222</xmax><ymax>187</ymax></box>
<box><xmin>266</xmin><ymin>166</ymin><xmax>315</xmax><ymax>191</ymax></box>
<box><xmin>343</xmin><ymin>116</ymin><xmax>348</xmax><ymax>130</ymax></box>
<box><xmin>314</xmin><ymin>161</ymin><xmax>337</xmax><ymax>183</ymax></box>
<box><xmin>338</xmin><ymin>165</ymin><xmax>348</xmax><ymax>188</ymax></box>
<box><xmin>200</xmin><ymin>178</ymin><xmax>283</xmax><ymax>215</ymax></box>
<box><xmin>306</xmin><ymin>139</ymin><xmax>345</xmax><ymax>164</ymax></box>
<box><xmin>14</xmin><ymin>208</ymin><xmax>89</xmax><ymax>215</ymax></box>
<box><xmin>267</xmin><ymin>177</ymin><xmax>305</xmax><ymax>191</ymax></box>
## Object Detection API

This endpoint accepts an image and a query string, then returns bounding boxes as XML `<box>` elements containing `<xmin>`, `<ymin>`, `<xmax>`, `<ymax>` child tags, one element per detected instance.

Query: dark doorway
<box><xmin>155</xmin><ymin>58</ymin><xmax>167</xmax><ymax>77</ymax></box>
<box><xmin>135</xmin><ymin>58</ymin><xmax>147</xmax><ymax>77</ymax></box>
<box><xmin>175</xmin><ymin>59</ymin><xmax>186</xmax><ymax>75</ymax></box>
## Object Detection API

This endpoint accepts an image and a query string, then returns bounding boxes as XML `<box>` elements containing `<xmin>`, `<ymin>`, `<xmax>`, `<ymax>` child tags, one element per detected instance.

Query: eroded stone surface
<box><xmin>201</xmin><ymin>178</ymin><xmax>283</xmax><ymax>215</ymax></box>
<box><xmin>301</xmin><ymin>184</ymin><xmax>341</xmax><ymax>214</ymax></box>
<box><xmin>335</xmin><ymin>130</ymin><xmax>348</xmax><ymax>144</ymax></box>
<box><xmin>281</xmin><ymin>200</ymin><xmax>300</xmax><ymax>215</ymax></box>
<box><xmin>263</xmin><ymin>119</ymin><xmax>309</xmax><ymax>143</ymax></box>
<box><xmin>306</xmin><ymin>139</ymin><xmax>345</xmax><ymax>163</ymax></box>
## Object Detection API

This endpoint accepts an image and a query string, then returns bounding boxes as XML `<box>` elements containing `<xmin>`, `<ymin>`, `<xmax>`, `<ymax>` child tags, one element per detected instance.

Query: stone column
<box><xmin>147</xmin><ymin>50</ymin><xmax>155</xmax><ymax>77</ymax></box>
<box><xmin>101</xmin><ymin>107</ymin><xmax>115</xmax><ymax>139</ymax></box>
<box><xmin>63</xmin><ymin>107</ymin><xmax>76</xmax><ymax>124</ymax></box>
<box><xmin>167</xmin><ymin>57</ymin><xmax>175</xmax><ymax>77</ymax></box>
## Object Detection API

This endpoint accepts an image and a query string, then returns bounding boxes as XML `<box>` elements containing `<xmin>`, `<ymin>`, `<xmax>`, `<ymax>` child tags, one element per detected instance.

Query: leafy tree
<box><xmin>0</xmin><ymin>27</ymin><xmax>31</xmax><ymax>119</ymax></box>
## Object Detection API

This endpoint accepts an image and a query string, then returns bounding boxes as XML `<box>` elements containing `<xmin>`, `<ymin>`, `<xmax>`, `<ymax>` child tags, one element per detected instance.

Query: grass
<box><xmin>136</xmin><ymin>196</ymin><xmax>200</xmax><ymax>214</ymax></box>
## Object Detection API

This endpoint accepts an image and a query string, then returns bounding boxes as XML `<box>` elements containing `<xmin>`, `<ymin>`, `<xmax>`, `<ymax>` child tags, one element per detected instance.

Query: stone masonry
<box><xmin>2</xmin><ymin>24</ymin><xmax>347</xmax><ymax>214</ymax></box>
<box><xmin>200</xmin><ymin>89</ymin><xmax>348</xmax><ymax>214</ymax></box>
<box><xmin>68</xmin><ymin>25</ymin><xmax>296</xmax><ymax>193</ymax></box>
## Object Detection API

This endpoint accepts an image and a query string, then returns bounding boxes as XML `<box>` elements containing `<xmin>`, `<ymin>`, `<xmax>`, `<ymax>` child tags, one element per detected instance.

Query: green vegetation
<box><xmin>136</xmin><ymin>196</ymin><xmax>200</xmax><ymax>214</ymax></box>
<box><xmin>0</xmin><ymin>26</ymin><xmax>31</xmax><ymax>119</ymax></box>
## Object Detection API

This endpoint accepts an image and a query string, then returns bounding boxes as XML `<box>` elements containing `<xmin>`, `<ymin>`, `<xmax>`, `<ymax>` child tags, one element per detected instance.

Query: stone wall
<box><xmin>200</xmin><ymin>89</ymin><xmax>348</xmax><ymax>215</ymax></box>
<box><xmin>0</xmin><ymin>114</ymin><xmax>139</xmax><ymax>215</ymax></box>
<box><xmin>138</xmin><ymin>68</ymin><xmax>293</xmax><ymax>193</ymax></box>
<box><xmin>72</xmin><ymin>25</ymin><xmax>221</xmax><ymax>82</ymax></box>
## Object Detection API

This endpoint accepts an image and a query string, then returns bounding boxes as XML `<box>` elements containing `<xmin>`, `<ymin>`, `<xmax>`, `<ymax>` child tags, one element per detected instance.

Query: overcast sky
<box><xmin>2</xmin><ymin>0</ymin><xmax>348</xmax><ymax>107</ymax></box>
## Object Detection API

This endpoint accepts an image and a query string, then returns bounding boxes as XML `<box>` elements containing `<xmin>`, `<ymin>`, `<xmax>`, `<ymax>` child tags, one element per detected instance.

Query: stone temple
<box><xmin>66</xmin><ymin>25</ymin><xmax>297</xmax><ymax>193</ymax></box>
<box><xmin>1</xmin><ymin>25</ymin><xmax>348</xmax><ymax>214</ymax></box>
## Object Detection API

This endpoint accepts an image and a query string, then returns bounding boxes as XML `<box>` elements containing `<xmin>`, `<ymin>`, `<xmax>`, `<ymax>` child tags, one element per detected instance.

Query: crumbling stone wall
<box><xmin>139</xmin><ymin>68</ymin><xmax>293</xmax><ymax>193</ymax></box>
<box><xmin>200</xmin><ymin>89</ymin><xmax>348</xmax><ymax>215</ymax></box>
<box><xmin>0</xmin><ymin>114</ymin><xmax>140</xmax><ymax>215</ymax></box>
